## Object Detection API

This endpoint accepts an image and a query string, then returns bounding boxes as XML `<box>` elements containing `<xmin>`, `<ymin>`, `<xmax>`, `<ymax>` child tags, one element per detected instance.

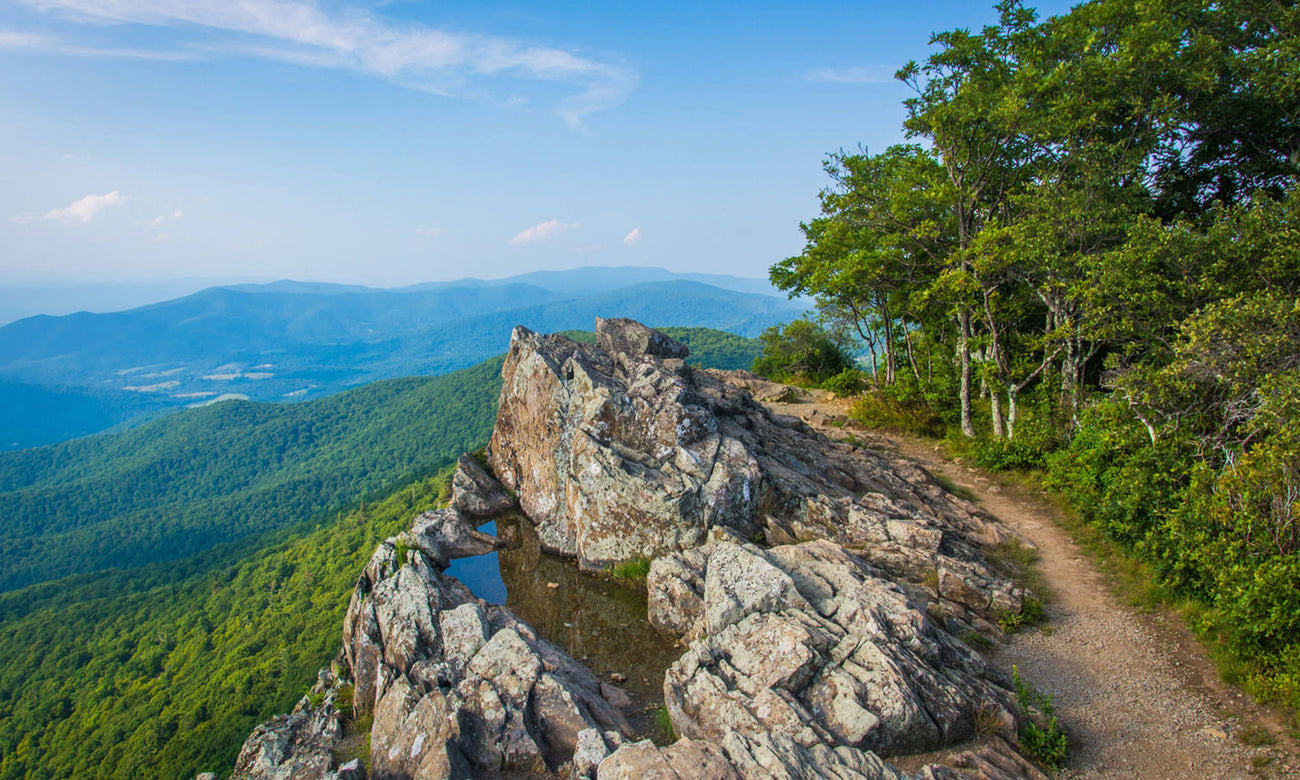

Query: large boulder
<box><xmin>449</xmin><ymin>452</ymin><xmax>516</xmax><ymax>519</ymax></box>
<box><xmin>489</xmin><ymin>319</ymin><xmax>1023</xmax><ymax>627</ymax></box>
<box><xmin>650</xmin><ymin>535</ymin><xmax>1023</xmax><ymax>759</ymax></box>
<box><xmin>488</xmin><ymin>323</ymin><xmax>762</xmax><ymax>570</ymax></box>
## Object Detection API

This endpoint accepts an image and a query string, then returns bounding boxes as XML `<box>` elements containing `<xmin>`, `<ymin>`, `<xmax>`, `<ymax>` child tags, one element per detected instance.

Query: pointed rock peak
<box><xmin>595</xmin><ymin>317</ymin><xmax>690</xmax><ymax>360</ymax></box>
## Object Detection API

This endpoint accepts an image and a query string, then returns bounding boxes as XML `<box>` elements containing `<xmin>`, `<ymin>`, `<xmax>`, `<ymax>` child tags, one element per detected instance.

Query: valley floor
<box><xmin>769</xmin><ymin>392</ymin><xmax>1299</xmax><ymax>779</ymax></box>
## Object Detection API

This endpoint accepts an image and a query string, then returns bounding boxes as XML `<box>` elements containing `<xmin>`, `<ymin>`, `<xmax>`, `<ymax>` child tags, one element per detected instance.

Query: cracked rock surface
<box><xmin>650</xmin><ymin>532</ymin><xmax>1022</xmax><ymax>759</ymax></box>
<box><xmin>488</xmin><ymin>319</ymin><xmax>1022</xmax><ymax>632</ymax></box>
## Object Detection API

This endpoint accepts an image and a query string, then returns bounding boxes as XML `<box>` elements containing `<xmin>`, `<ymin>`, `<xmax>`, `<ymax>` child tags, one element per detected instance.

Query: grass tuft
<box><xmin>610</xmin><ymin>557</ymin><xmax>652</xmax><ymax>583</ymax></box>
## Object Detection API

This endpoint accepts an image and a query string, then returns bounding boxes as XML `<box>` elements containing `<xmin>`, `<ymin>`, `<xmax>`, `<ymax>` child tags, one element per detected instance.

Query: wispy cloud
<box><xmin>805</xmin><ymin>65</ymin><xmax>896</xmax><ymax>85</ymax></box>
<box><xmin>414</xmin><ymin>227</ymin><xmax>444</xmax><ymax>235</ymax></box>
<box><xmin>8</xmin><ymin>1</ymin><xmax>636</xmax><ymax>126</ymax></box>
<box><xmin>148</xmin><ymin>208</ymin><xmax>183</xmax><ymax>226</ymax></box>
<box><xmin>15</xmin><ymin>191</ymin><xmax>127</xmax><ymax>223</ymax></box>
<box><xmin>0</xmin><ymin>27</ymin><xmax>199</xmax><ymax>60</ymax></box>
<box><xmin>623</xmin><ymin>227</ymin><xmax>641</xmax><ymax>246</ymax></box>
<box><xmin>509</xmin><ymin>219</ymin><xmax>576</xmax><ymax>246</ymax></box>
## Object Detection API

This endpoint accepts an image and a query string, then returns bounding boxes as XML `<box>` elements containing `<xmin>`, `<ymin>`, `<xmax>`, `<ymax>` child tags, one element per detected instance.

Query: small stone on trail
<box><xmin>547</xmin><ymin>581</ymin><xmax>560</xmax><ymax>589</ymax></box>
<box><xmin>610</xmin><ymin>672</ymin><xmax>627</xmax><ymax>683</ymax></box>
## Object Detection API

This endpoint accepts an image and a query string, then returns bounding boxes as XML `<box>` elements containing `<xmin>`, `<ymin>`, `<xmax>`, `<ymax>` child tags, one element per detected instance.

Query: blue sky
<box><xmin>0</xmin><ymin>0</ymin><xmax>1077</xmax><ymax>286</ymax></box>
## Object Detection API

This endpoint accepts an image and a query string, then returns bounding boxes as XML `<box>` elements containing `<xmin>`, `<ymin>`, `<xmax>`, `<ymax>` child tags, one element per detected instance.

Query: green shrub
<box><xmin>822</xmin><ymin>368</ymin><xmax>870</xmax><ymax>397</ymax></box>
<box><xmin>751</xmin><ymin>319</ymin><xmax>854</xmax><ymax>385</ymax></box>
<box><xmin>849</xmin><ymin>390</ymin><xmax>945</xmax><ymax>438</ymax></box>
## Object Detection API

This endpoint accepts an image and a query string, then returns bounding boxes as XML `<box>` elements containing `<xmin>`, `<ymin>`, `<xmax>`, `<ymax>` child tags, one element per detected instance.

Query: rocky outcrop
<box><xmin>598</xmin><ymin>732</ymin><xmax>905</xmax><ymax>780</ymax></box>
<box><xmin>230</xmin><ymin>670</ymin><xmax>360</xmax><ymax>780</ymax></box>
<box><xmin>340</xmin><ymin>505</ymin><xmax>631</xmax><ymax>777</ymax></box>
<box><xmin>489</xmin><ymin>318</ymin><xmax>1023</xmax><ymax>630</ymax></box>
<box><xmin>597</xmin><ymin>733</ymin><xmax>1046</xmax><ymax>780</ymax></box>
<box><xmin>232</xmin><ymin>456</ymin><xmax>632</xmax><ymax>779</ymax></box>
<box><xmin>231</xmin><ymin>319</ymin><xmax>1052</xmax><ymax>780</ymax></box>
<box><xmin>648</xmin><ymin>532</ymin><xmax>1021</xmax><ymax>759</ymax></box>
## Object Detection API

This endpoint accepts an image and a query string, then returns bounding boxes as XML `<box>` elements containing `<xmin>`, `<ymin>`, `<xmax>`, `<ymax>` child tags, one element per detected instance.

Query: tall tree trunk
<box><xmin>959</xmin><ymin>308</ymin><xmax>975</xmax><ymax>437</ymax></box>
<box><xmin>1007</xmin><ymin>387</ymin><xmax>1019</xmax><ymax>440</ymax></box>
<box><xmin>882</xmin><ymin>313</ymin><xmax>896</xmax><ymax>385</ymax></box>
<box><xmin>904</xmin><ymin>326</ymin><xmax>922</xmax><ymax>383</ymax></box>
<box><xmin>990</xmin><ymin>384</ymin><xmax>1004</xmax><ymax>439</ymax></box>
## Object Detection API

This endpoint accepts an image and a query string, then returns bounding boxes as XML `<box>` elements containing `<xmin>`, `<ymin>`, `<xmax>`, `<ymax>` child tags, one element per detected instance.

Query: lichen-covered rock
<box><xmin>652</xmin><ymin>538</ymin><xmax>1022</xmax><ymax>759</ymax></box>
<box><xmin>402</xmin><ymin>505</ymin><xmax>504</xmax><ymax>569</ymax></box>
<box><xmin>595</xmin><ymin>316</ymin><xmax>691</xmax><ymax>361</ymax></box>
<box><xmin>449</xmin><ymin>452</ymin><xmax>516</xmax><ymax>518</ymax></box>
<box><xmin>488</xmin><ymin>323</ymin><xmax>761</xmax><ymax>570</ymax></box>
<box><xmin>571</xmin><ymin>728</ymin><xmax>612</xmax><ymax>779</ymax></box>
<box><xmin>339</xmin><ymin>522</ymin><xmax>631</xmax><ymax>778</ymax></box>
<box><xmin>230</xmin><ymin>673</ymin><xmax>346</xmax><ymax>780</ymax></box>
<box><xmin>597</xmin><ymin>732</ymin><xmax>1043</xmax><ymax>780</ymax></box>
<box><xmin>597</xmin><ymin>732</ymin><xmax>904</xmax><ymax>780</ymax></box>
<box><xmin>488</xmin><ymin>319</ymin><xmax>1023</xmax><ymax>626</ymax></box>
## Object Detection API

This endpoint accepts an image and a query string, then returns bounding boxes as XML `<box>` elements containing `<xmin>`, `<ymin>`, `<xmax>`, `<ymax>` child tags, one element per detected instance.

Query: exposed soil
<box><xmin>767</xmin><ymin>390</ymin><xmax>1299</xmax><ymax>779</ymax></box>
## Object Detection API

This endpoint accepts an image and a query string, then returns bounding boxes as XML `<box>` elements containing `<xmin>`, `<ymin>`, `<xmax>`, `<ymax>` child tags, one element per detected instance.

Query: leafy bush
<box><xmin>822</xmin><ymin>368</ymin><xmax>870</xmax><ymax>397</ymax></box>
<box><xmin>849</xmin><ymin>390</ymin><xmax>945</xmax><ymax>438</ymax></box>
<box><xmin>751</xmin><ymin>319</ymin><xmax>854</xmax><ymax>385</ymax></box>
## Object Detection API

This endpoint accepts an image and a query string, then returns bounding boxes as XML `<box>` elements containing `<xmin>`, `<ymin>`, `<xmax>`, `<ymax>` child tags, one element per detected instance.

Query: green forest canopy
<box><xmin>0</xmin><ymin>328</ymin><xmax>758</xmax><ymax>778</ymax></box>
<box><xmin>770</xmin><ymin>0</ymin><xmax>1299</xmax><ymax>715</ymax></box>
<box><xmin>0</xmin><ymin>357</ymin><xmax>505</xmax><ymax>592</ymax></box>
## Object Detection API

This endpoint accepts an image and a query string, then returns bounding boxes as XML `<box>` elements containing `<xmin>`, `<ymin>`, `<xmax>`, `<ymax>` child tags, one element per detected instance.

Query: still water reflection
<box><xmin>444</xmin><ymin>512</ymin><xmax>682</xmax><ymax>734</ymax></box>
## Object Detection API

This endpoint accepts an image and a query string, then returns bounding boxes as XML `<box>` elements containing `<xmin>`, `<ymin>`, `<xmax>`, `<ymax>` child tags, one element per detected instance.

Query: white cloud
<box><xmin>8</xmin><ymin>215</ymin><xmax>34</xmax><ymax>224</ymax></box>
<box><xmin>37</xmin><ymin>191</ymin><xmax>125</xmax><ymax>222</ymax></box>
<box><xmin>0</xmin><ymin>27</ymin><xmax>198</xmax><ymax>59</ymax></box>
<box><xmin>805</xmin><ymin>65</ymin><xmax>896</xmax><ymax>84</ymax></box>
<box><xmin>415</xmin><ymin>227</ymin><xmax>444</xmax><ymax>235</ymax></box>
<box><xmin>148</xmin><ymin>208</ymin><xmax>183</xmax><ymax>226</ymax></box>
<box><xmin>10</xmin><ymin>1</ymin><xmax>636</xmax><ymax>126</ymax></box>
<box><xmin>509</xmin><ymin>219</ymin><xmax>577</xmax><ymax>246</ymax></box>
<box><xmin>152</xmin><ymin>232</ymin><xmax>175</xmax><ymax>242</ymax></box>
<box><xmin>623</xmin><ymin>227</ymin><xmax>641</xmax><ymax>246</ymax></box>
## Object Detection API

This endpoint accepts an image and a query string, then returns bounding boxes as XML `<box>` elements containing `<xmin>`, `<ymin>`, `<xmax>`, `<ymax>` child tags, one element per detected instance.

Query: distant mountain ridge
<box><xmin>0</xmin><ymin>267</ymin><xmax>801</xmax><ymax>449</ymax></box>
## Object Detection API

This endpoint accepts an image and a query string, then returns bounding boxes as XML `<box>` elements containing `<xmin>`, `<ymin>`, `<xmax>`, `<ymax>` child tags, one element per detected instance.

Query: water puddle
<box><xmin>444</xmin><ymin>512</ymin><xmax>683</xmax><ymax>738</ymax></box>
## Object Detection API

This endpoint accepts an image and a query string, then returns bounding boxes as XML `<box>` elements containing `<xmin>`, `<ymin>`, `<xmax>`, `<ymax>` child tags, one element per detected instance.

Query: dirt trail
<box><xmin>767</xmin><ymin>392</ymin><xmax>1298</xmax><ymax>779</ymax></box>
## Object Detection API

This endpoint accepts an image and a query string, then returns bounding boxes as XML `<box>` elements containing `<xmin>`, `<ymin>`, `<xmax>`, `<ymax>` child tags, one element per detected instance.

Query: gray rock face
<box><xmin>597</xmin><ymin>733</ymin><xmax>1045</xmax><ymax>780</ymax></box>
<box><xmin>595</xmin><ymin>316</ymin><xmax>691</xmax><ymax>361</ymax></box>
<box><xmin>488</xmin><ymin>320</ymin><xmax>1023</xmax><ymax>629</ymax></box>
<box><xmin>449</xmin><ymin>452</ymin><xmax>516</xmax><ymax>518</ymax></box>
<box><xmin>340</xmin><ymin>529</ymin><xmax>631</xmax><ymax>778</ymax></box>
<box><xmin>488</xmin><ymin>323</ymin><xmax>763</xmax><ymax>570</ymax></box>
<box><xmin>649</xmin><ymin>536</ymin><xmax>1022</xmax><ymax>759</ymax></box>
<box><xmin>598</xmin><ymin>732</ymin><xmax>903</xmax><ymax>780</ymax></box>
<box><xmin>230</xmin><ymin>673</ymin><xmax>346</xmax><ymax>780</ymax></box>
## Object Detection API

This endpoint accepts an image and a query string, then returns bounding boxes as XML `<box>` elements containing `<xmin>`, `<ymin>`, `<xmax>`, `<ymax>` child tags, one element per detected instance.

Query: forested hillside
<box><xmin>0</xmin><ymin>328</ymin><xmax>756</xmax><ymax>778</ymax></box>
<box><xmin>0</xmin><ymin>380</ymin><xmax>168</xmax><ymax>451</ymax></box>
<box><xmin>0</xmin><ymin>358</ymin><xmax>504</xmax><ymax>591</ymax></box>
<box><xmin>770</xmin><ymin>0</ymin><xmax>1299</xmax><ymax>715</ymax></box>
<box><xmin>0</xmin><ymin>468</ymin><xmax>447</xmax><ymax>780</ymax></box>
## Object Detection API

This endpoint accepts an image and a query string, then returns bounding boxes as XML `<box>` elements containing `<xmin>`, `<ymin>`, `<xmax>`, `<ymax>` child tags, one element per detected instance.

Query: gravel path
<box><xmin>773</xmin><ymin>394</ymin><xmax>1298</xmax><ymax>778</ymax></box>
